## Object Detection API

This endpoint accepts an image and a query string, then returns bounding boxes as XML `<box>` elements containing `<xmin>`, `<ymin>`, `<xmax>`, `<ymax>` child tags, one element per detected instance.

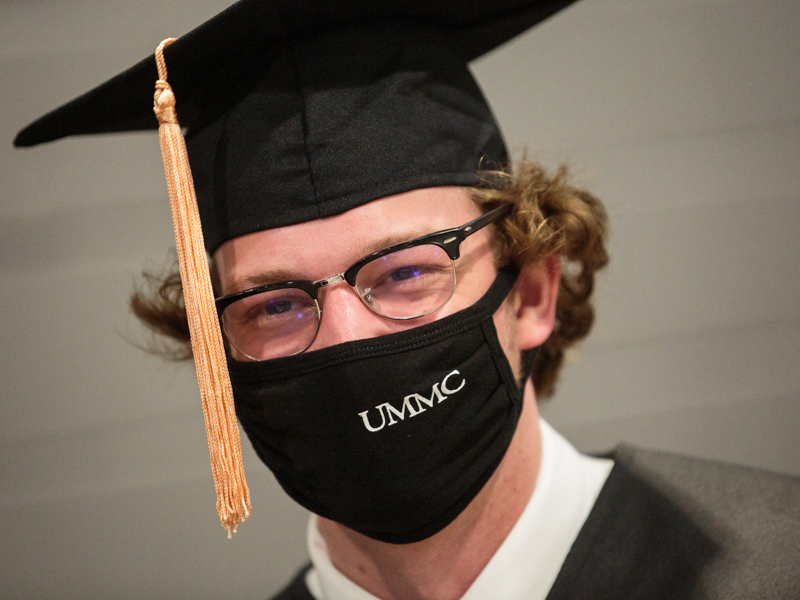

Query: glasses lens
<box><xmin>221</xmin><ymin>287</ymin><xmax>319</xmax><ymax>360</ymax></box>
<box><xmin>355</xmin><ymin>244</ymin><xmax>455</xmax><ymax>319</ymax></box>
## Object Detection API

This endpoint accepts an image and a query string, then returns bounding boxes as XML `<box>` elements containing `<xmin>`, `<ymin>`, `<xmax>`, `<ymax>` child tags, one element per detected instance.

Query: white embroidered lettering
<box><xmin>441</xmin><ymin>370</ymin><xmax>466</xmax><ymax>395</ymax></box>
<box><xmin>407</xmin><ymin>382</ymin><xmax>447</xmax><ymax>410</ymax></box>
<box><xmin>382</xmin><ymin>396</ymin><xmax>424</xmax><ymax>425</ymax></box>
<box><xmin>359</xmin><ymin>408</ymin><xmax>386</xmax><ymax>432</ymax></box>
<box><xmin>359</xmin><ymin>370</ymin><xmax>468</xmax><ymax>432</ymax></box>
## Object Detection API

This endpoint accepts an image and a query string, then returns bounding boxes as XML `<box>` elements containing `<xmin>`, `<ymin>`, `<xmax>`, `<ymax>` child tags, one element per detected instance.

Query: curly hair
<box><xmin>131</xmin><ymin>158</ymin><xmax>608</xmax><ymax>398</ymax></box>
<box><xmin>468</xmin><ymin>160</ymin><xmax>608</xmax><ymax>398</ymax></box>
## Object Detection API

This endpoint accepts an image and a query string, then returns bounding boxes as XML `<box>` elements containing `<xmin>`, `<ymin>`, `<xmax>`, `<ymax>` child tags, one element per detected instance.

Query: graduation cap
<box><xmin>15</xmin><ymin>0</ymin><xmax>579</xmax><ymax>535</ymax></box>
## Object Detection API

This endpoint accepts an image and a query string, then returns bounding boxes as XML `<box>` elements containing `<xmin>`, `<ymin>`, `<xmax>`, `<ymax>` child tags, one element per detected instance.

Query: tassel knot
<box><xmin>154</xmin><ymin>80</ymin><xmax>178</xmax><ymax>124</ymax></box>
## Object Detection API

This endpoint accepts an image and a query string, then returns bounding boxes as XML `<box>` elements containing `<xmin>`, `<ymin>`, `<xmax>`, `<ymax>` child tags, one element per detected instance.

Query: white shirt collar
<box><xmin>305</xmin><ymin>419</ymin><xmax>613</xmax><ymax>600</ymax></box>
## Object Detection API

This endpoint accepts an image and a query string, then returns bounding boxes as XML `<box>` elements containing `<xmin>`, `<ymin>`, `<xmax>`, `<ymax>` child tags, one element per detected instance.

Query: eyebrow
<box><xmin>355</xmin><ymin>228</ymin><xmax>437</xmax><ymax>258</ymax></box>
<box><xmin>225</xmin><ymin>226</ymin><xmax>442</xmax><ymax>295</ymax></box>
<box><xmin>224</xmin><ymin>268</ymin><xmax>299</xmax><ymax>295</ymax></box>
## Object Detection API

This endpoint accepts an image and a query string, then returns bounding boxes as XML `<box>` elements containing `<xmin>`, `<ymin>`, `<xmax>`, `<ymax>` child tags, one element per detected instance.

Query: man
<box><xmin>14</xmin><ymin>0</ymin><xmax>800</xmax><ymax>598</ymax></box>
<box><xmin>209</xmin><ymin>172</ymin><xmax>613</xmax><ymax>599</ymax></box>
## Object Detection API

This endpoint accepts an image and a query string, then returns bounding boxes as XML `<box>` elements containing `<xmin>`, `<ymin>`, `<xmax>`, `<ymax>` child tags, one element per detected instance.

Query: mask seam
<box><xmin>481</xmin><ymin>318</ymin><xmax>524</xmax><ymax>409</ymax></box>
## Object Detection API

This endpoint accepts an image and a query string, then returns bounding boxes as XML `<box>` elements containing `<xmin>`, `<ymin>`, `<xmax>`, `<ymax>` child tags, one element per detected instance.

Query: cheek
<box><xmin>493</xmin><ymin>298</ymin><xmax>522</xmax><ymax>379</ymax></box>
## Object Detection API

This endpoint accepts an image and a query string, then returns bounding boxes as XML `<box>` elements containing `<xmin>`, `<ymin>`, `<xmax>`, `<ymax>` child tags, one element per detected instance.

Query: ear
<box><xmin>515</xmin><ymin>255</ymin><xmax>561</xmax><ymax>351</ymax></box>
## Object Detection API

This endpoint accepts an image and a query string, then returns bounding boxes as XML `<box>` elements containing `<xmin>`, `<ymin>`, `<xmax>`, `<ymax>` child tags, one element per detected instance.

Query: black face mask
<box><xmin>229</xmin><ymin>266</ymin><xmax>526</xmax><ymax>544</ymax></box>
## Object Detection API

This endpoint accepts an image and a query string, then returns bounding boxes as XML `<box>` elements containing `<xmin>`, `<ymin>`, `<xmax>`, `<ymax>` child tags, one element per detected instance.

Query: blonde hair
<box><xmin>132</xmin><ymin>158</ymin><xmax>609</xmax><ymax>398</ymax></box>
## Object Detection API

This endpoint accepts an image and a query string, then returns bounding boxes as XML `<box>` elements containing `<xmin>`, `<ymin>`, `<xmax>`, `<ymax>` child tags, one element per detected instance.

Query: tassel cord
<box><xmin>153</xmin><ymin>38</ymin><xmax>251</xmax><ymax>536</ymax></box>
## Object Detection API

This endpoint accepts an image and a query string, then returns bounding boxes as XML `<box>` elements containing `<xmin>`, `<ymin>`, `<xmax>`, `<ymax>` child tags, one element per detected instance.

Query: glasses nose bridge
<box><xmin>314</xmin><ymin>271</ymin><xmax>346</xmax><ymax>290</ymax></box>
<box><xmin>313</xmin><ymin>272</ymin><xmax>367</xmax><ymax>308</ymax></box>
<box><xmin>313</xmin><ymin>270</ymin><xmax>376</xmax><ymax>326</ymax></box>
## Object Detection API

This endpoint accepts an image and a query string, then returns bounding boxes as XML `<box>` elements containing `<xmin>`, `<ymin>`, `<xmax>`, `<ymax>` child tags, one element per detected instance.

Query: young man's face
<box><xmin>215</xmin><ymin>186</ymin><xmax>561</xmax><ymax>545</ymax></box>
<box><xmin>213</xmin><ymin>186</ymin><xmax>523</xmax><ymax>365</ymax></box>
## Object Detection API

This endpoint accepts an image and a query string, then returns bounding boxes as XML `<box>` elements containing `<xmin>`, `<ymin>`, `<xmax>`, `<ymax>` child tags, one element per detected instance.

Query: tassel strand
<box><xmin>153</xmin><ymin>38</ymin><xmax>251</xmax><ymax>536</ymax></box>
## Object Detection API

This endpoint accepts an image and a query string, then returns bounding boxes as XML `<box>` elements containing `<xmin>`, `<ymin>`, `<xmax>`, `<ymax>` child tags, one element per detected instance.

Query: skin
<box><xmin>215</xmin><ymin>187</ymin><xmax>561</xmax><ymax>600</ymax></box>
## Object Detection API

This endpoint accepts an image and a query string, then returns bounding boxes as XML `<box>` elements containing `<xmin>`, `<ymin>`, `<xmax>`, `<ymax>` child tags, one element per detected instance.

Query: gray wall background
<box><xmin>1</xmin><ymin>0</ymin><xmax>798</xmax><ymax>598</ymax></box>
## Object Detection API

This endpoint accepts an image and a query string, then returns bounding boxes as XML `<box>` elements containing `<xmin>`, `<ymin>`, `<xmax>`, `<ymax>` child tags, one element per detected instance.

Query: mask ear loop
<box><xmin>153</xmin><ymin>38</ymin><xmax>251</xmax><ymax>537</ymax></box>
<box><xmin>519</xmin><ymin>347</ymin><xmax>540</xmax><ymax>390</ymax></box>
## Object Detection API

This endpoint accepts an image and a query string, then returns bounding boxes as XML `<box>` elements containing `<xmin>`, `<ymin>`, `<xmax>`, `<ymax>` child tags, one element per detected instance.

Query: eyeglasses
<box><xmin>215</xmin><ymin>203</ymin><xmax>511</xmax><ymax>361</ymax></box>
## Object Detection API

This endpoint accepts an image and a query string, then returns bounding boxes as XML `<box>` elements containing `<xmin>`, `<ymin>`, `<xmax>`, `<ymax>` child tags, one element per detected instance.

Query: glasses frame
<box><xmin>215</xmin><ymin>203</ymin><xmax>511</xmax><ymax>357</ymax></box>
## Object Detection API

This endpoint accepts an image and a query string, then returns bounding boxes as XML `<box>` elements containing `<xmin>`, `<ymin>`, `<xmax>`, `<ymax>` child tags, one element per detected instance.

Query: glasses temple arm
<box><xmin>459</xmin><ymin>204</ymin><xmax>512</xmax><ymax>239</ymax></box>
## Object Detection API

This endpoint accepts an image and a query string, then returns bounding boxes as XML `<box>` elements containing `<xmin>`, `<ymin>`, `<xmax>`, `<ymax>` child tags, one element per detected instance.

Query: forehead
<box><xmin>213</xmin><ymin>186</ymin><xmax>481</xmax><ymax>291</ymax></box>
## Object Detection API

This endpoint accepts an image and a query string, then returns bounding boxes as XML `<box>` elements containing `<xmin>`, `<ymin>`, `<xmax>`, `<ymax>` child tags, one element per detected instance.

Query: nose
<box><xmin>306</xmin><ymin>282</ymin><xmax>398</xmax><ymax>351</ymax></box>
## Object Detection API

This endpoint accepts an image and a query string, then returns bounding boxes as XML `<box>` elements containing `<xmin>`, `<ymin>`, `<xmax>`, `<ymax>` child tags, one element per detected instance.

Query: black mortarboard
<box><xmin>14</xmin><ymin>0</ymin><xmax>579</xmax><ymax>534</ymax></box>
<box><xmin>16</xmin><ymin>0</ymin><xmax>577</xmax><ymax>252</ymax></box>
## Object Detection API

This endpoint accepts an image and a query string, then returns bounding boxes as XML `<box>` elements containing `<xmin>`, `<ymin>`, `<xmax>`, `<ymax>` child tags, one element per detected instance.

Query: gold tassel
<box><xmin>153</xmin><ymin>38</ymin><xmax>251</xmax><ymax>537</ymax></box>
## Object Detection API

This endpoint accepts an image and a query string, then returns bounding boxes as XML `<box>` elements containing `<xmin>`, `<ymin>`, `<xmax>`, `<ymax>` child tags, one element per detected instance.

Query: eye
<box><xmin>221</xmin><ymin>287</ymin><xmax>320</xmax><ymax>360</ymax></box>
<box><xmin>390</xmin><ymin>266</ymin><xmax>422</xmax><ymax>281</ymax></box>
<box><xmin>230</xmin><ymin>289</ymin><xmax>317</xmax><ymax>328</ymax></box>
<box><xmin>263</xmin><ymin>299</ymin><xmax>292</xmax><ymax>315</ymax></box>
<box><xmin>357</xmin><ymin>245</ymin><xmax>453</xmax><ymax>293</ymax></box>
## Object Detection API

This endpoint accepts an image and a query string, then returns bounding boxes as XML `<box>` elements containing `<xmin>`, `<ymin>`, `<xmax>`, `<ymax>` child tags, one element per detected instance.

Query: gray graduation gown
<box><xmin>270</xmin><ymin>446</ymin><xmax>800</xmax><ymax>599</ymax></box>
